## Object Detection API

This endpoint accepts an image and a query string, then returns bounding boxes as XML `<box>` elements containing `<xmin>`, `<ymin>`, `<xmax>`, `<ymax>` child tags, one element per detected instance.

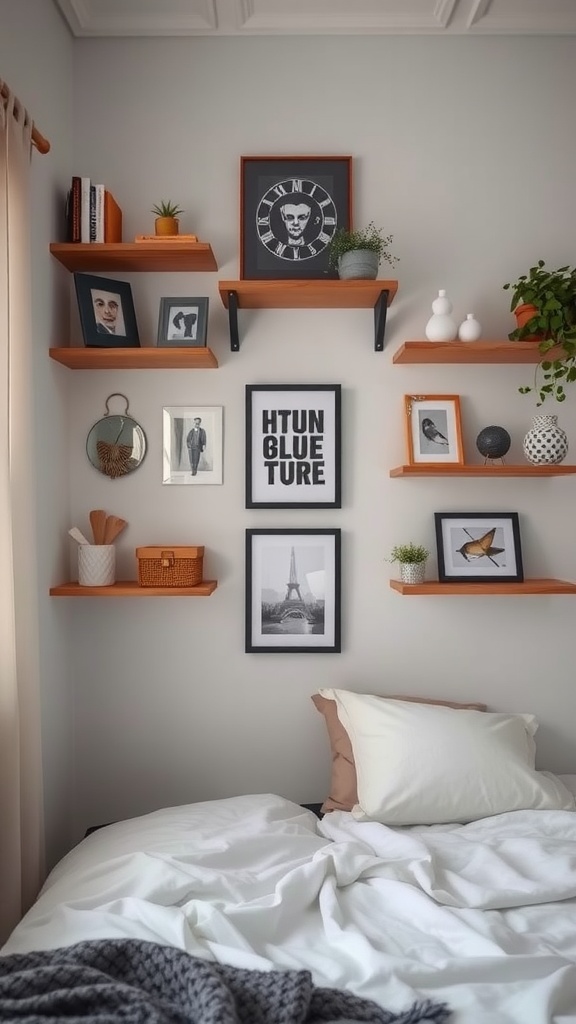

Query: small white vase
<box><xmin>458</xmin><ymin>313</ymin><xmax>482</xmax><ymax>342</ymax></box>
<box><xmin>425</xmin><ymin>289</ymin><xmax>457</xmax><ymax>342</ymax></box>
<box><xmin>523</xmin><ymin>414</ymin><xmax>568</xmax><ymax>466</ymax></box>
<box><xmin>400</xmin><ymin>562</ymin><xmax>426</xmax><ymax>585</ymax></box>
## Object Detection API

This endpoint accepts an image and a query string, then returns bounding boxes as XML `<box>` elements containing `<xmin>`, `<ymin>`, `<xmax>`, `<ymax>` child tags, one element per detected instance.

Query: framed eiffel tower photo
<box><xmin>245</xmin><ymin>384</ymin><xmax>341</xmax><ymax>508</ymax></box>
<box><xmin>245</xmin><ymin>528</ymin><xmax>341</xmax><ymax>653</ymax></box>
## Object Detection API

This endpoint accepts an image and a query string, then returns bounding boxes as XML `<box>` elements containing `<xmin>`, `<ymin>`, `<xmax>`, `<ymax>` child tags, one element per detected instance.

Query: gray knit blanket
<box><xmin>0</xmin><ymin>938</ymin><xmax>450</xmax><ymax>1024</ymax></box>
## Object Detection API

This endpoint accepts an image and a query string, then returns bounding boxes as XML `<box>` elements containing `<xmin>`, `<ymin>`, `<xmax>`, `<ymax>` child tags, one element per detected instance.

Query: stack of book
<box><xmin>65</xmin><ymin>176</ymin><xmax>122</xmax><ymax>244</ymax></box>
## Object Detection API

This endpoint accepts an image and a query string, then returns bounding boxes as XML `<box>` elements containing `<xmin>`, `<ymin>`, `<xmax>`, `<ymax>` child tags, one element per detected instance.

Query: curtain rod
<box><xmin>0</xmin><ymin>82</ymin><xmax>50</xmax><ymax>155</ymax></box>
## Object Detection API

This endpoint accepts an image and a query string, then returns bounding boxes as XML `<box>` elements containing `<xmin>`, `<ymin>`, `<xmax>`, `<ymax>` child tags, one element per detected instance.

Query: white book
<box><xmin>94</xmin><ymin>183</ymin><xmax>105</xmax><ymax>243</ymax></box>
<box><xmin>80</xmin><ymin>176</ymin><xmax>91</xmax><ymax>244</ymax></box>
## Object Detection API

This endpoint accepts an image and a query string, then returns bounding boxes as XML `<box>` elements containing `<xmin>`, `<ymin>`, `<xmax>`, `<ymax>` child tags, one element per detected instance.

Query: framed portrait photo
<box><xmin>434</xmin><ymin>512</ymin><xmax>524</xmax><ymax>583</ymax></box>
<box><xmin>246</xmin><ymin>384</ymin><xmax>341</xmax><ymax>509</ymax></box>
<box><xmin>157</xmin><ymin>296</ymin><xmax>209</xmax><ymax>347</ymax></box>
<box><xmin>404</xmin><ymin>394</ymin><xmax>464</xmax><ymax>465</ymax></box>
<box><xmin>240</xmin><ymin>155</ymin><xmax>352</xmax><ymax>280</ymax></box>
<box><xmin>245</xmin><ymin>528</ymin><xmax>341</xmax><ymax>654</ymax></box>
<box><xmin>162</xmin><ymin>406</ymin><xmax>223</xmax><ymax>485</ymax></box>
<box><xmin>74</xmin><ymin>273</ymin><xmax>140</xmax><ymax>348</ymax></box>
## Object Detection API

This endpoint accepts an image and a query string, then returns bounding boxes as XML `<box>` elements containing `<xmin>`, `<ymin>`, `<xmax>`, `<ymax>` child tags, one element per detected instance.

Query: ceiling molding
<box><xmin>54</xmin><ymin>0</ymin><xmax>576</xmax><ymax>37</ymax></box>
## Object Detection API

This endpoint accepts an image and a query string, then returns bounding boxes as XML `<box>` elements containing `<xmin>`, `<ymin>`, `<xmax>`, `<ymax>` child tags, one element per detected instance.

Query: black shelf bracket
<box><xmin>227</xmin><ymin>290</ymin><xmax>240</xmax><ymax>351</ymax></box>
<box><xmin>374</xmin><ymin>289</ymin><xmax>389</xmax><ymax>351</ymax></box>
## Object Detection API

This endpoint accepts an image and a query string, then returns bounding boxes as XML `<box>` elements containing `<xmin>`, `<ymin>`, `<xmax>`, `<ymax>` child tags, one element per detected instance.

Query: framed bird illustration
<box><xmin>404</xmin><ymin>395</ymin><xmax>464</xmax><ymax>465</ymax></box>
<box><xmin>434</xmin><ymin>512</ymin><xmax>524</xmax><ymax>583</ymax></box>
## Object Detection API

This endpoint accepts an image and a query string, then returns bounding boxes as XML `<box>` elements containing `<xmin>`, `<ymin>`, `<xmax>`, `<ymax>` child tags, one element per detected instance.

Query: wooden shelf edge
<box><xmin>50</xmin><ymin>580</ymin><xmax>218</xmax><ymax>597</ymax></box>
<box><xmin>49</xmin><ymin>347</ymin><xmax>218</xmax><ymax>369</ymax></box>
<box><xmin>218</xmin><ymin>279</ymin><xmax>398</xmax><ymax>310</ymax></box>
<box><xmin>392</xmin><ymin>340</ymin><xmax>562</xmax><ymax>365</ymax></box>
<box><xmin>389</xmin><ymin>464</ymin><xmax>576</xmax><ymax>477</ymax></box>
<box><xmin>390</xmin><ymin>578</ymin><xmax>576</xmax><ymax>596</ymax></box>
<box><xmin>49</xmin><ymin>242</ymin><xmax>218</xmax><ymax>273</ymax></box>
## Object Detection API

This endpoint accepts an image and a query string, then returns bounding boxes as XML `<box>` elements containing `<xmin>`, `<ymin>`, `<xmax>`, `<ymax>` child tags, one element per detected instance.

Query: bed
<box><xmin>3</xmin><ymin>690</ymin><xmax>576</xmax><ymax>1024</ymax></box>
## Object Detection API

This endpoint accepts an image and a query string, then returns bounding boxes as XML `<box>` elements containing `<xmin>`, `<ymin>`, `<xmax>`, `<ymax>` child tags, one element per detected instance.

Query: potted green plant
<box><xmin>151</xmin><ymin>200</ymin><xmax>184</xmax><ymax>237</ymax></box>
<box><xmin>503</xmin><ymin>260</ymin><xmax>576</xmax><ymax>404</ymax></box>
<box><xmin>387</xmin><ymin>542</ymin><xmax>430</xmax><ymax>585</ymax></box>
<box><xmin>327</xmin><ymin>222</ymin><xmax>399</xmax><ymax>280</ymax></box>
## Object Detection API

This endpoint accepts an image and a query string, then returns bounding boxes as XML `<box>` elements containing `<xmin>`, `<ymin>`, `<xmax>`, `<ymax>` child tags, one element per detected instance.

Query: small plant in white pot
<box><xmin>327</xmin><ymin>222</ymin><xmax>399</xmax><ymax>280</ymax></box>
<box><xmin>388</xmin><ymin>542</ymin><xmax>430</xmax><ymax>585</ymax></box>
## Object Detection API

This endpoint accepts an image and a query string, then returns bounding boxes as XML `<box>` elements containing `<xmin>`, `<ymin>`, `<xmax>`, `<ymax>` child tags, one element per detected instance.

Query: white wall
<box><xmin>0</xmin><ymin>0</ymin><xmax>75</xmax><ymax>865</ymax></box>
<box><xmin>7</xmin><ymin>21</ymin><xmax>576</xmax><ymax>857</ymax></box>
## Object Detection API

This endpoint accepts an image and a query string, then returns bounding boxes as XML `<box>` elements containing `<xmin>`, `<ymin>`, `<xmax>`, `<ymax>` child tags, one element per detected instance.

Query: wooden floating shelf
<box><xmin>390</xmin><ymin>464</ymin><xmax>576</xmax><ymax>477</ymax></box>
<box><xmin>218</xmin><ymin>279</ymin><xmax>398</xmax><ymax>309</ymax></box>
<box><xmin>49</xmin><ymin>347</ymin><xmax>218</xmax><ymax>369</ymax></box>
<box><xmin>50</xmin><ymin>580</ymin><xmax>218</xmax><ymax>597</ymax></box>
<box><xmin>392</xmin><ymin>341</ymin><xmax>561</xmax><ymax>364</ymax></box>
<box><xmin>390</xmin><ymin>578</ymin><xmax>576</xmax><ymax>596</ymax></box>
<box><xmin>49</xmin><ymin>242</ymin><xmax>218</xmax><ymax>273</ymax></box>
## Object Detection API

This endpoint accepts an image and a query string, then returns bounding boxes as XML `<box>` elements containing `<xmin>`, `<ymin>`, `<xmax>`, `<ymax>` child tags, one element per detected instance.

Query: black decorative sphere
<box><xmin>476</xmin><ymin>425</ymin><xmax>511</xmax><ymax>460</ymax></box>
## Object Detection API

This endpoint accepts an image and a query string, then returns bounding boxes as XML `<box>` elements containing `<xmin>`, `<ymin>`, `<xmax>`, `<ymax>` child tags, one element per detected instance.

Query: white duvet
<box><xmin>4</xmin><ymin>792</ymin><xmax>576</xmax><ymax>1023</ymax></box>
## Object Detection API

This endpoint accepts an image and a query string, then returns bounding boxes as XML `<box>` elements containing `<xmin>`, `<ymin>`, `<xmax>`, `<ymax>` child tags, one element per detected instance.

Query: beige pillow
<box><xmin>312</xmin><ymin>690</ymin><xmax>488</xmax><ymax>813</ymax></box>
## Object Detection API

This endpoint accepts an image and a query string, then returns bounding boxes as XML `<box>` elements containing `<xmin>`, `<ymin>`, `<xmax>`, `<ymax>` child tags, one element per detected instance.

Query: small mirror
<box><xmin>86</xmin><ymin>394</ymin><xmax>147</xmax><ymax>479</ymax></box>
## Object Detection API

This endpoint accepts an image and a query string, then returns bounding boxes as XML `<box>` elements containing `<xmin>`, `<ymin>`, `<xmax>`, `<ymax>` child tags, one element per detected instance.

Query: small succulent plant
<box><xmin>151</xmin><ymin>200</ymin><xmax>184</xmax><ymax>218</ymax></box>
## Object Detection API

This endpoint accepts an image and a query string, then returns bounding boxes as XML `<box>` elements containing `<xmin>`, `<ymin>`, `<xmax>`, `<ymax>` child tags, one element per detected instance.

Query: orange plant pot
<box><xmin>514</xmin><ymin>303</ymin><xmax>541</xmax><ymax>341</ymax></box>
<box><xmin>155</xmin><ymin>216</ymin><xmax>179</xmax><ymax>237</ymax></box>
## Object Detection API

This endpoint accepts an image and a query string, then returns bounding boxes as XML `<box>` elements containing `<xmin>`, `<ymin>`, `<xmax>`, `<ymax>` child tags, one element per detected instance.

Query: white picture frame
<box><xmin>162</xmin><ymin>406</ymin><xmax>223</xmax><ymax>485</ymax></box>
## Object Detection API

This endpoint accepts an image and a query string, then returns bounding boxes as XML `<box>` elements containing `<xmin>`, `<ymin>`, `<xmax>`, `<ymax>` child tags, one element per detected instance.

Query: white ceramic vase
<box><xmin>458</xmin><ymin>313</ymin><xmax>482</xmax><ymax>341</ymax></box>
<box><xmin>78</xmin><ymin>544</ymin><xmax>116</xmax><ymax>586</ymax></box>
<box><xmin>425</xmin><ymin>289</ymin><xmax>457</xmax><ymax>342</ymax></box>
<box><xmin>523</xmin><ymin>414</ymin><xmax>568</xmax><ymax>466</ymax></box>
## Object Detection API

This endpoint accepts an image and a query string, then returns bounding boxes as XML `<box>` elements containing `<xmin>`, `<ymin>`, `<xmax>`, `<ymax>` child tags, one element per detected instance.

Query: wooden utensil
<box><xmin>103</xmin><ymin>514</ymin><xmax>127</xmax><ymax>544</ymax></box>
<box><xmin>90</xmin><ymin>509</ymin><xmax>107</xmax><ymax>545</ymax></box>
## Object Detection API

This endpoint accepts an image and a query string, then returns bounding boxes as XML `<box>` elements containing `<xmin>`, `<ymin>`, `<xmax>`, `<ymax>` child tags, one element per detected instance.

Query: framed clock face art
<box><xmin>240</xmin><ymin>156</ymin><xmax>352</xmax><ymax>280</ymax></box>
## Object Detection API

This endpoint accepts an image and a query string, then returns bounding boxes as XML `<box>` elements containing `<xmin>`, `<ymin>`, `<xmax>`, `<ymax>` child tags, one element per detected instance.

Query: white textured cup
<box><xmin>78</xmin><ymin>544</ymin><xmax>115</xmax><ymax>586</ymax></box>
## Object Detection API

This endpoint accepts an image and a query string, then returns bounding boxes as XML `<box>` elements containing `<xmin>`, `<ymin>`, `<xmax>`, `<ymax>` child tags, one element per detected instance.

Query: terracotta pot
<box><xmin>514</xmin><ymin>303</ymin><xmax>540</xmax><ymax>341</ymax></box>
<box><xmin>155</xmin><ymin>216</ymin><xmax>179</xmax><ymax>237</ymax></box>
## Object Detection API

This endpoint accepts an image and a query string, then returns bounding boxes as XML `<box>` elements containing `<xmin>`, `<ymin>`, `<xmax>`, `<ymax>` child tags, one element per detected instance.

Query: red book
<box><xmin>104</xmin><ymin>190</ymin><xmax>122</xmax><ymax>243</ymax></box>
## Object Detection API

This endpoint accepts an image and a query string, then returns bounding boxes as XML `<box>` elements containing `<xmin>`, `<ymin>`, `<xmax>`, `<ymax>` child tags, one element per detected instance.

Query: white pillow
<box><xmin>323</xmin><ymin>688</ymin><xmax>575</xmax><ymax>825</ymax></box>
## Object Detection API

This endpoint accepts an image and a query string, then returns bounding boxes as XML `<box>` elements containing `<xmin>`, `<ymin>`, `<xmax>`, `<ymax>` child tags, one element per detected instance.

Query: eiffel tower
<box><xmin>278</xmin><ymin>546</ymin><xmax>311</xmax><ymax>621</ymax></box>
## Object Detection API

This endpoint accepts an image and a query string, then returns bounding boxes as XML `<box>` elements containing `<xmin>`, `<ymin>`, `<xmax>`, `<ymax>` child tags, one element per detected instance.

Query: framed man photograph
<box><xmin>157</xmin><ymin>297</ymin><xmax>209</xmax><ymax>347</ymax></box>
<box><xmin>246</xmin><ymin>384</ymin><xmax>341</xmax><ymax>509</ymax></box>
<box><xmin>404</xmin><ymin>394</ymin><xmax>464</xmax><ymax>465</ymax></box>
<box><xmin>245</xmin><ymin>528</ymin><xmax>341</xmax><ymax>654</ymax></box>
<box><xmin>434</xmin><ymin>512</ymin><xmax>524</xmax><ymax>583</ymax></box>
<box><xmin>240</xmin><ymin>156</ymin><xmax>352</xmax><ymax>280</ymax></box>
<box><xmin>74</xmin><ymin>273</ymin><xmax>140</xmax><ymax>348</ymax></box>
<box><xmin>162</xmin><ymin>406</ymin><xmax>223</xmax><ymax>485</ymax></box>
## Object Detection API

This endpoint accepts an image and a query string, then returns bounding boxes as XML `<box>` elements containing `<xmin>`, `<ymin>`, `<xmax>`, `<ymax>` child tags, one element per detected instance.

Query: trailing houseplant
<box><xmin>151</xmin><ymin>199</ymin><xmax>184</xmax><ymax>236</ymax></box>
<box><xmin>327</xmin><ymin>222</ymin><xmax>399</xmax><ymax>279</ymax></box>
<box><xmin>503</xmin><ymin>261</ymin><xmax>576</xmax><ymax>404</ymax></box>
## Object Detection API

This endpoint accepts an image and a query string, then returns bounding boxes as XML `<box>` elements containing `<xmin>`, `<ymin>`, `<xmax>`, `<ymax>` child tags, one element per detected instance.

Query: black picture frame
<box><xmin>74</xmin><ymin>273</ymin><xmax>140</xmax><ymax>348</ymax></box>
<box><xmin>245</xmin><ymin>528</ymin><xmax>341</xmax><ymax>654</ymax></box>
<box><xmin>434</xmin><ymin>512</ymin><xmax>524</xmax><ymax>583</ymax></box>
<box><xmin>246</xmin><ymin>384</ymin><xmax>341</xmax><ymax>509</ymax></box>
<box><xmin>157</xmin><ymin>296</ymin><xmax>209</xmax><ymax>348</ymax></box>
<box><xmin>240</xmin><ymin>155</ymin><xmax>352</xmax><ymax>280</ymax></box>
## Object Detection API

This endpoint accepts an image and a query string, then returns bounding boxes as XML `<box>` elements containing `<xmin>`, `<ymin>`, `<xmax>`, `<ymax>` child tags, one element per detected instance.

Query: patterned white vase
<box><xmin>400</xmin><ymin>562</ymin><xmax>426</xmax><ymax>585</ymax></box>
<box><xmin>523</xmin><ymin>414</ymin><xmax>568</xmax><ymax>466</ymax></box>
<box><xmin>78</xmin><ymin>544</ymin><xmax>116</xmax><ymax>586</ymax></box>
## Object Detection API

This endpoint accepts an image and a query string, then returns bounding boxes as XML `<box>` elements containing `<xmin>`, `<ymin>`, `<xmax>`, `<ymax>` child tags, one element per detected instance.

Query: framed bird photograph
<box><xmin>404</xmin><ymin>394</ymin><xmax>464</xmax><ymax>465</ymax></box>
<box><xmin>434</xmin><ymin>512</ymin><xmax>524</xmax><ymax>583</ymax></box>
<box><xmin>157</xmin><ymin>296</ymin><xmax>209</xmax><ymax>348</ymax></box>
